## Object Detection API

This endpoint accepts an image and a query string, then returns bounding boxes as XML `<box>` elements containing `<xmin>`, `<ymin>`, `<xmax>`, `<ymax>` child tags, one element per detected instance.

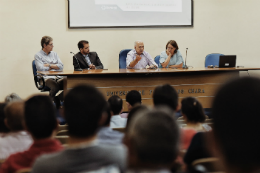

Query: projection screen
<box><xmin>68</xmin><ymin>0</ymin><xmax>193</xmax><ymax>28</ymax></box>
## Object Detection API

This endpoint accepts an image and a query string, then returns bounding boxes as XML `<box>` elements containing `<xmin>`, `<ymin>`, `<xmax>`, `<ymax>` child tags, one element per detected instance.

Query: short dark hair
<box><xmin>212</xmin><ymin>77</ymin><xmax>260</xmax><ymax>172</ymax></box>
<box><xmin>125</xmin><ymin>105</ymin><xmax>149</xmax><ymax>132</ymax></box>
<box><xmin>4</xmin><ymin>102</ymin><xmax>24</xmax><ymax>131</ymax></box>
<box><xmin>181</xmin><ymin>97</ymin><xmax>206</xmax><ymax>123</ymax></box>
<box><xmin>108</xmin><ymin>95</ymin><xmax>123</xmax><ymax>115</ymax></box>
<box><xmin>127</xmin><ymin>107</ymin><xmax>179</xmax><ymax>166</ymax></box>
<box><xmin>0</xmin><ymin>103</ymin><xmax>9</xmax><ymax>133</ymax></box>
<box><xmin>166</xmin><ymin>40</ymin><xmax>179</xmax><ymax>54</ymax></box>
<box><xmin>126</xmin><ymin>90</ymin><xmax>142</xmax><ymax>106</ymax></box>
<box><xmin>153</xmin><ymin>84</ymin><xmax>178</xmax><ymax>111</ymax></box>
<box><xmin>64</xmin><ymin>85</ymin><xmax>106</xmax><ymax>138</ymax></box>
<box><xmin>24</xmin><ymin>95</ymin><xmax>57</xmax><ymax>139</ymax></box>
<box><xmin>41</xmin><ymin>36</ymin><xmax>53</xmax><ymax>48</ymax></box>
<box><xmin>78</xmin><ymin>40</ymin><xmax>89</xmax><ymax>50</ymax></box>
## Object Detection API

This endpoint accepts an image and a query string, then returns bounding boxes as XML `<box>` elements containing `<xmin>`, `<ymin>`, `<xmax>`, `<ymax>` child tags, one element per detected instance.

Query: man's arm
<box><xmin>94</xmin><ymin>53</ymin><xmax>103</xmax><ymax>69</ymax></box>
<box><xmin>35</xmin><ymin>54</ymin><xmax>50</xmax><ymax>71</ymax></box>
<box><xmin>126</xmin><ymin>51</ymin><xmax>141</xmax><ymax>68</ymax></box>
<box><xmin>50</xmin><ymin>53</ymin><xmax>63</xmax><ymax>70</ymax></box>
<box><xmin>146</xmin><ymin>52</ymin><xmax>158</xmax><ymax>68</ymax></box>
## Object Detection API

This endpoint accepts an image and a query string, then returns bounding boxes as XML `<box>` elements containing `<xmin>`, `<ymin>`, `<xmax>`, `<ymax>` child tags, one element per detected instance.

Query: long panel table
<box><xmin>38</xmin><ymin>68</ymin><xmax>260</xmax><ymax>111</ymax></box>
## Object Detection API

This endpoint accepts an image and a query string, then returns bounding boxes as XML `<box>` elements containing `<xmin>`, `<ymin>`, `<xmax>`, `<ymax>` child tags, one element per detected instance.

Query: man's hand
<box><xmin>89</xmin><ymin>64</ymin><xmax>96</xmax><ymax>69</ymax></box>
<box><xmin>44</xmin><ymin>64</ymin><xmax>50</xmax><ymax>67</ymax></box>
<box><xmin>136</xmin><ymin>55</ymin><xmax>142</xmax><ymax>62</ymax></box>
<box><xmin>147</xmin><ymin>65</ymin><xmax>157</xmax><ymax>69</ymax></box>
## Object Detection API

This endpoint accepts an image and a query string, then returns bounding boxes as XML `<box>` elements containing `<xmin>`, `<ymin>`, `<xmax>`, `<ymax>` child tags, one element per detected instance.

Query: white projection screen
<box><xmin>68</xmin><ymin>0</ymin><xmax>193</xmax><ymax>28</ymax></box>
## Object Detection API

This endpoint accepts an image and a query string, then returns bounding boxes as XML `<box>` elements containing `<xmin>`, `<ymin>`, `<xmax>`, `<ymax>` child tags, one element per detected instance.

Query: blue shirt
<box><xmin>159</xmin><ymin>50</ymin><xmax>184</xmax><ymax>68</ymax></box>
<box><xmin>97</xmin><ymin>127</ymin><xmax>124</xmax><ymax>145</ymax></box>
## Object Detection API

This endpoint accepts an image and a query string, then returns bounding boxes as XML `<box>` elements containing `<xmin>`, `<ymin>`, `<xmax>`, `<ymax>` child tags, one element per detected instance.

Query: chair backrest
<box><xmin>55</xmin><ymin>136</ymin><xmax>69</xmax><ymax>144</ymax></box>
<box><xmin>205</xmin><ymin>53</ymin><xmax>224</xmax><ymax>67</ymax></box>
<box><xmin>119</xmin><ymin>49</ymin><xmax>132</xmax><ymax>69</ymax></box>
<box><xmin>154</xmin><ymin>55</ymin><xmax>160</xmax><ymax>66</ymax></box>
<box><xmin>192</xmin><ymin>157</ymin><xmax>223</xmax><ymax>173</ymax></box>
<box><xmin>16</xmin><ymin>168</ymin><xmax>31</xmax><ymax>173</ymax></box>
<box><xmin>56</xmin><ymin>130</ymin><xmax>68</xmax><ymax>136</ymax></box>
<box><xmin>32</xmin><ymin>60</ymin><xmax>37</xmax><ymax>77</ymax></box>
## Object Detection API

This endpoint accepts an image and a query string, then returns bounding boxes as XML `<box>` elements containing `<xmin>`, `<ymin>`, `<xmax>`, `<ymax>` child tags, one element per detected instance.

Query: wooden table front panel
<box><xmin>65</xmin><ymin>71</ymin><xmax>239</xmax><ymax>110</ymax></box>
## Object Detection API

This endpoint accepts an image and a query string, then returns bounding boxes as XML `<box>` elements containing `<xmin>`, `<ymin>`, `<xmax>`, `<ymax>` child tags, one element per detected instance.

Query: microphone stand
<box><xmin>70</xmin><ymin>52</ymin><xmax>83</xmax><ymax>71</ymax></box>
<box><xmin>183</xmin><ymin>48</ymin><xmax>189</xmax><ymax>69</ymax></box>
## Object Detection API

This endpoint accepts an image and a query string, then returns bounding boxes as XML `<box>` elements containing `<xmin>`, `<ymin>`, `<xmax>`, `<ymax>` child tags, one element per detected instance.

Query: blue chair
<box><xmin>32</xmin><ymin>60</ymin><xmax>50</xmax><ymax>92</ymax></box>
<box><xmin>205</xmin><ymin>53</ymin><xmax>224</xmax><ymax>67</ymax></box>
<box><xmin>119</xmin><ymin>49</ymin><xmax>132</xmax><ymax>69</ymax></box>
<box><xmin>154</xmin><ymin>55</ymin><xmax>160</xmax><ymax>66</ymax></box>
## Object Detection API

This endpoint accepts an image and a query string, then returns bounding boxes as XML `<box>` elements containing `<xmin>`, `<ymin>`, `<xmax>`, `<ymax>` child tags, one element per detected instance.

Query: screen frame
<box><xmin>68</xmin><ymin>0</ymin><xmax>194</xmax><ymax>29</ymax></box>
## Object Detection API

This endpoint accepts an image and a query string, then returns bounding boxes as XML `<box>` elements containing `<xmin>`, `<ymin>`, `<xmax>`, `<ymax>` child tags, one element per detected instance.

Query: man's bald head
<box><xmin>134</xmin><ymin>40</ymin><xmax>144</xmax><ymax>55</ymax></box>
<box><xmin>4</xmin><ymin>101</ymin><xmax>25</xmax><ymax>131</ymax></box>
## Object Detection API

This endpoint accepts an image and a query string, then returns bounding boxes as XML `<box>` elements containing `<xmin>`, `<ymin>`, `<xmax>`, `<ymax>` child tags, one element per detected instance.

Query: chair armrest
<box><xmin>34</xmin><ymin>75</ymin><xmax>45</xmax><ymax>90</ymax></box>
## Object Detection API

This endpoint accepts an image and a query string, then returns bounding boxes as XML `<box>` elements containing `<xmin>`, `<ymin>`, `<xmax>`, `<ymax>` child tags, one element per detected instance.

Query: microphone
<box><xmin>70</xmin><ymin>52</ymin><xmax>83</xmax><ymax>71</ymax></box>
<box><xmin>183</xmin><ymin>48</ymin><xmax>189</xmax><ymax>69</ymax></box>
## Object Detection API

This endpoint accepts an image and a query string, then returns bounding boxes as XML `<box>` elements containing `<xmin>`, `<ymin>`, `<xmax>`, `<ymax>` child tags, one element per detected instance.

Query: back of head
<box><xmin>0</xmin><ymin>103</ymin><xmax>9</xmax><ymax>133</ymax></box>
<box><xmin>181</xmin><ymin>97</ymin><xmax>206</xmax><ymax>123</ymax></box>
<box><xmin>108</xmin><ymin>95</ymin><xmax>122</xmax><ymax>115</ymax></box>
<box><xmin>126</xmin><ymin>90</ymin><xmax>142</xmax><ymax>106</ymax></box>
<box><xmin>102</xmin><ymin>103</ymin><xmax>112</xmax><ymax>127</ymax></box>
<box><xmin>153</xmin><ymin>84</ymin><xmax>178</xmax><ymax>111</ymax></box>
<box><xmin>5</xmin><ymin>93</ymin><xmax>22</xmax><ymax>103</ymax></box>
<box><xmin>64</xmin><ymin>85</ymin><xmax>106</xmax><ymax>138</ymax></box>
<box><xmin>125</xmin><ymin>105</ymin><xmax>149</xmax><ymax>132</ymax></box>
<box><xmin>212</xmin><ymin>77</ymin><xmax>260</xmax><ymax>172</ymax></box>
<box><xmin>25</xmin><ymin>95</ymin><xmax>57</xmax><ymax>139</ymax></box>
<box><xmin>4</xmin><ymin>101</ymin><xmax>24</xmax><ymax>131</ymax></box>
<box><xmin>127</xmin><ymin>107</ymin><xmax>179</xmax><ymax>167</ymax></box>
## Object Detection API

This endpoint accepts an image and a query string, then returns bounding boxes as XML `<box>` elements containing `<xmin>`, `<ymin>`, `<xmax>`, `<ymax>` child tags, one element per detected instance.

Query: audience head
<box><xmin>101</xmin><ymin>103</ymin><xmax>112</xmax><ymax>127</ymax></box>
<box><xmin>0</xmin><ymin>103</ymin><xmax>9</xmax><ymax>133</ymax></box>
<box><xmin>126</xmin><ymin>90</ymin><xmax>142</xmax><ymax>111</ymax></box>
<box><xmin>125</xmin><ymin>105</ymin><xmax>149</xmax><ymax>132</ymax></box>
<box><xmin>153</xmin><ymin>84</ymin><xmax>179</xmax><ymax>111</ymax></box>
<box><xmin>4</xmin><ymin>101</ymin><xmax>24</xmax><ymax>131</ymax></box>
<box><xmin>166</xmin><ymin>40</ymin><xmax>179</xmax><ymax>54</ymax></box>
<box><xmin>78</xmin><ymin>40</ymin><xmax>89</xmax><ymax>55</ymax></box>
<box><xmin>5</xmin><ymin>93</ymin><xmax>22</xmax><ymax>103</ymax></box>
<box><xmin>212</xmin><ymin>77</ymin><xmax>260</xmax><ymax>173</ymax></box>
<box><xmin>108</xmin><ymin>95</ymin><xmax>123</xmax><ymax>115</ymax></box>
<box><xmin>125</xmin><ymin>107</ymin><xmax>179</xmax><ymax>169</ymax></box>
<box><xmin>41</xmin><ymin>36</ymin><xmax>53</xmax><ymax>52</ymax></box>
<box><xmin>64</xmin><ymin>85</ymin><xmax>106</xmax><ymax>138</ymax></box>
<box><xmin>181</xmin><ymin>97</ymin><xmax>206</xmax><ymax>123</ymax></box>
<box><xmin>24</xmin><ymin>95</ymin><xmax>57</xmax><ymax>140</ymax></box>
<box><xmin>134</xmin><ymin>40</ymin><xmax>144</xmax><ymax>55</ymax></box>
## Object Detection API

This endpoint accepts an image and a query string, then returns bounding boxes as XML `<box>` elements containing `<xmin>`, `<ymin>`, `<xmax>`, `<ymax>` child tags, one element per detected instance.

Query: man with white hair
<box><xmin>126</xmin><ymin>41</ymin><xmax>158</xmax><ymax>69</ymax></box>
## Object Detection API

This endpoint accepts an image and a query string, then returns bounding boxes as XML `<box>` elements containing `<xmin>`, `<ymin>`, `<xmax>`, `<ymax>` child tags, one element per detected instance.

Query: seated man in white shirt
<box><xmin>0</xmin><ymin>101</ymin><xmax>32</xmax><ymax>160</ymax></box>
<box><xmin>34</xmin><ymin>36</ymin><xmax>64</xmax><ymax>109</ymax></box>
<box><xmin>126</xmin><ymin>41</ymin><xmax>158</xmax><ymax>69</ymax></box>
<box><xmin>109</xmin><ymin>96</ymin><xmax>127</xmax><ymax>128</ymax></box>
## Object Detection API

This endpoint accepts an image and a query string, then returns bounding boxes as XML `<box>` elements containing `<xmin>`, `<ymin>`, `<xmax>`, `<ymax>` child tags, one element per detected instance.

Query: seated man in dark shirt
<box><xmin>73</xmin><ymin>40</ymin><xmax>103</xmax><ymax>70</ymax></box>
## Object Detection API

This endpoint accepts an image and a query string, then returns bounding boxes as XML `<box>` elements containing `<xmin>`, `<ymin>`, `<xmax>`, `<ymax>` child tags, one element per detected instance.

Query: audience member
<box><xmin>124</xmin><ymin>107</ymin><xmax>179</xmax><ymax>172</ymax></box>
<box><xmin>4</xmin><ymin>93</ymin><xmax>22</xmax><ymax>103</ymax></box>
<box><xmin>180</xmin><ymin>97</ymin><xmax>211</xmax><ymax>150</ymax></box>
<box><xmin>0</xmin><ymin>95</ymin><xmax>63</xmax><ymax>173</ymax></box>
<box><xmin>126</xmin><ymin>90</ymin><xmax>142</xmax><ymax>111</ymax></box>
<box><xmin>97</xmin><ymin>103</ymin><xmax>124</xmax><ymax>145</ymax></box>
<box><xmin>125</xmin><ymin>105</ymin><xmax>150</xmax><ymax>132</ymax></box>
<box><xmin>211</xmin><ymin>77</ymin><xmax>260</xmax><ymax>173</ymax></box>
<box><xmin>109</xmin><ymin>95</ymin><xmax>127</xmax><ymax>128</ymax></box>
<box><xmin>184</xmin><ymin>132</ymin><xmax>212</xmax><ymax>172</ymax></box>
<box><xmin>153</xmin><ymin>84</ymin><xmax>180</xmax><ymax>112</ymax></box>
<box><xmin>32</xmin><ymin>85</ymin><xmax>127</xmax><ymax>173</ymax></box>
<box><xmin>0</xmin><ymin>102</ymin><xmax>32</xmax><ymax>160</ymax></box>
<box><xmin>0</xmin><ymin>103</ymin><xmax>9</xmax><ymax>134</ymax></box>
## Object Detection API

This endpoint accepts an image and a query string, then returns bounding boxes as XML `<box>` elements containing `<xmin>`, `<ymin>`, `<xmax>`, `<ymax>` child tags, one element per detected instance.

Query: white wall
<box><xmin>1</xmin><ymin>0</ymin><xmax>260</xmax><ymax>101</ymax></box>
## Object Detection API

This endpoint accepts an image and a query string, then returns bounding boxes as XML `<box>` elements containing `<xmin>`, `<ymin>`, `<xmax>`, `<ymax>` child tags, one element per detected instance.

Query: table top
<box><xmin>38</xmin><ymin>67</ymin><xmax>260</xmax><ymax>76</ymax></box>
